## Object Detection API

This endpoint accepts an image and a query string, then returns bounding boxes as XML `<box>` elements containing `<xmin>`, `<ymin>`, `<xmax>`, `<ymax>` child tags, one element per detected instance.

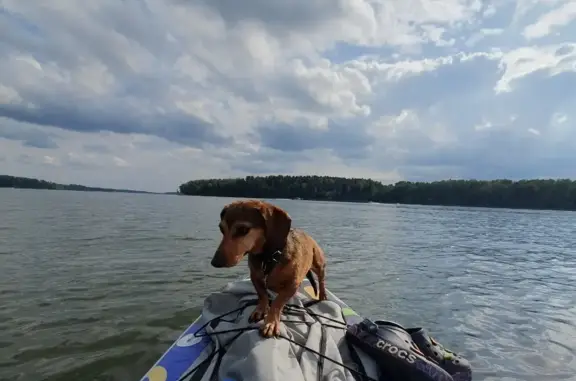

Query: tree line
<box><xmin>179</xmin><ymin>175</ymin><xmax>576</xmax><ymax>211</ymax></box>
<box><xmin>0</xmin><ymin>175</ymin><xmax>153</xmax><ymax>194</ymax></box>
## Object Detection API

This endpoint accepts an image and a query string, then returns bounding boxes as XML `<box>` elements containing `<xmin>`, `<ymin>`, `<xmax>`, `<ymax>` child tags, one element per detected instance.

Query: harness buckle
<box><xmin>270</xmin><ymin>250</ymin><xmax>282</xmax><ymax>263</ymax></box>
<box><xmin>262</xmin><ymin>250</ymin><xmax>282</xmax><ymax>275</ymax></box>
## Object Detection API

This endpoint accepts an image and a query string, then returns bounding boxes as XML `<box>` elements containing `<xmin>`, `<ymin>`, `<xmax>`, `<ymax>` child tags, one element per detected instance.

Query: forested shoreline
<box><xmin>0</xmin><ymin>175</ymin><xmax>154</xmax><ymax>194</ymax></box>
<box><xmin>5</xmin><ymin>173</ymin><xmax>576</xmax><ymax>211</ymax></box>
<box><xmin>179</xmin><ymin>175</ymin><xmax>576</xmax><ymax>211</ymax></box>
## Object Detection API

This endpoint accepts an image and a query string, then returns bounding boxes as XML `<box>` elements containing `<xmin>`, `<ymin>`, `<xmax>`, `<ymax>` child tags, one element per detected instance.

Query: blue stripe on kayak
<box><xmin>142</xmin><ymin>321</ymin><xmax>212</xmax><ymax>381</ymax></box>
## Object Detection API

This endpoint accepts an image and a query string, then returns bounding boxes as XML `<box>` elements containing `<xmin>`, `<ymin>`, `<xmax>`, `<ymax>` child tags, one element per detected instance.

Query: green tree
<box><xmin>179</xmin><ymin>176</ymin><xmax>576</xmax><ymax>211</ymax></box>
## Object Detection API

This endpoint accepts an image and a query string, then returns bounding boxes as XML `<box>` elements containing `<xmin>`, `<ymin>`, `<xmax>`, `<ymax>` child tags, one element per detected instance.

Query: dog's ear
<box><xmin>262</xmin><ymin>204</ymin><xmax>292</xmax><ymax>249</ymax></box>
<box><xmin>220</xmin><ymin>205</ymin><xmax>229</xmax><ymax>221</ymax></box>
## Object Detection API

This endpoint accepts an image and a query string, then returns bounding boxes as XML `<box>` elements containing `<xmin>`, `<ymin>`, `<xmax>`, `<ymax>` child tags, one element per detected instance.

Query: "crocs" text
<box><xmin>375</xmin><ymin>340</ymin><xmax>417</xmax><ymax>364</ymax></box>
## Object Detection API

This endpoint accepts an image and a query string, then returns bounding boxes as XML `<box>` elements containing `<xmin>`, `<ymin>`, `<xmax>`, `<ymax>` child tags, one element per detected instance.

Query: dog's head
<box><xmin>210</xmin><ymin>200</ymin><xmax>292</xmax><ymax>268</ymax></box>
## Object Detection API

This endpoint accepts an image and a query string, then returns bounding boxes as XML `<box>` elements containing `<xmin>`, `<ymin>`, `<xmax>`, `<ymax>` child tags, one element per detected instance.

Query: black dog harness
<box><xmin>248</xmin><ymin>247</ymin><xmax>319</xmax><ymax>296</ymax></box>
<box><xmin>249</xmin><ymin>249</ymin><xmax>284</xmax><ymax>277</ymax></box>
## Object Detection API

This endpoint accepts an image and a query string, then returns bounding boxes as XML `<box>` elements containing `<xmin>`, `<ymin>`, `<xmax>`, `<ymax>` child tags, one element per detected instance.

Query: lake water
<box><xmin>1</xmin><ymin>189</ymin><xmax>575</xmax><ymax>381</ymax></box>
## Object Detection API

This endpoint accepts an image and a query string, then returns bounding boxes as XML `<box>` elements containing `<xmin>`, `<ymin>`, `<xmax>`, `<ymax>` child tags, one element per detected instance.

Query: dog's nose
<box><xmin>211</xmin><ymin>253</ymin><xmax>224</xmax><ymax>268</ymax></box>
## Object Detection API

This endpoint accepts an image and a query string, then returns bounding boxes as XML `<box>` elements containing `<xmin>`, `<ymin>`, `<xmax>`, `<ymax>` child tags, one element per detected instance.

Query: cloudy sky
<box><xmin>1</xmin><ymin>0</ymin><xmax>575</xmax><ymax>192</ymax></box>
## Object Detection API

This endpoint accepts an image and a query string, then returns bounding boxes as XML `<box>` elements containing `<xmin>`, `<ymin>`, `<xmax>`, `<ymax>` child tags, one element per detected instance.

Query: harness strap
<box><xmin>248</xmin><ymin>248</ymin><xmax>284</xmax><ymax>289</ymax></box>
<box><xmin>261</xmin><ymin>249</ymin><xmax>283</xmax><ymax>276</ymax></box>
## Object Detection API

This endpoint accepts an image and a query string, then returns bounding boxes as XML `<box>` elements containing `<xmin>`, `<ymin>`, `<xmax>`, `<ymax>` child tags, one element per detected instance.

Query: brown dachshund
<box><xmin>210</xmin><ymin>199</ymin><xmax>327</xmax><ymax>337</ymax></box>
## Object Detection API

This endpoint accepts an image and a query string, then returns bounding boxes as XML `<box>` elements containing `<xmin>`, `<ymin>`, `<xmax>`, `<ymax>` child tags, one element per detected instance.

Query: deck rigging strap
<box><xmin>176</xmin><ymin>299</ymin><xmax>377</xmax><ymax>381</ymax></box>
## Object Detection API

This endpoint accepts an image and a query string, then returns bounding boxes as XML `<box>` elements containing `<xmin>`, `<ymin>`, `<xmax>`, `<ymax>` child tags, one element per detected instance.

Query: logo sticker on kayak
<box><xmin>144</xmin><ymin>366</ymin><xmax>167</xmax><ymax>381</ymax></box>
<box><xmin>176</xmin><ymin>333</ymin><xmax>204</xmax><ymax>347</ymax></box>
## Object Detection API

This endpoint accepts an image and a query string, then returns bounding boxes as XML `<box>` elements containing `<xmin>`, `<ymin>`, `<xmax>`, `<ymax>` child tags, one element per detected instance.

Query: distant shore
<box><xmin>5</xmin><ymin>174</ymin><xmax>576</xmax><ymax>212</ymax></box>
<box><xmin>0</xmin><ymin>175</ymin><xmax>160</xmax><ymax>195</ymax></box>
<box><xmin>179</xmin><ymin>175</ymin><xmax>576</xmax><ymax>211</ymax></box>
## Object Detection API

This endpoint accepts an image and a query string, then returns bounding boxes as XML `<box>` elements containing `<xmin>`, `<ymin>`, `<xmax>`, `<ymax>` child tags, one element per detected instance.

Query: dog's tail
<box><xmin>306</xmin><ymin>270</ymin><xmax>318</xmax><ymax>298</ymax></box>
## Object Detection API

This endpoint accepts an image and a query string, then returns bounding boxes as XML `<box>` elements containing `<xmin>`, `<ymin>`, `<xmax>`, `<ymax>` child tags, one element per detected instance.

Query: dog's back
<box><xmin>283</xmin><ymin>228</ymin><xmax>326</xmax><ymax>300</ymax></box>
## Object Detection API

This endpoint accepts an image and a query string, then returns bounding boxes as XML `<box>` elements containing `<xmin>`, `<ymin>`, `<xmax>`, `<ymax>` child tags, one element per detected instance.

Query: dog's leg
<box><xmin>249</xmin><ymin>273</ymin><xmax>269</xmax><ymax>323</ymax></box>
<box><xmin>314</xmin><ymin>263</ymin><xmax>327</xmax><ymax>301</ymax></box>
<box><xmin>311</xmin><ymin>248</ymin><xmax>328</xmax><ymax>301</ymax></box>
<box><xmin>305</xmin><ymin>270</ymin><xmax>318</xmax><ymax>297</ymax></box>
<box><xmin>317</xmin><ymin>264</ymin><xmax>327</xmax><ymax>301</ymax></box>
<box><xmin>261</xmin><ymin>283</ymin><xmax>298</xmax><ymax>337</ymax></box>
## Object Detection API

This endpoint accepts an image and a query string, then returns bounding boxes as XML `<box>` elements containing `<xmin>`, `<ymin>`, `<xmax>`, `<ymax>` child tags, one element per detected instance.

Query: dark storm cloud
<box><xmin>0</xmin><ymin>122</ymin><xmax>60</xmax><ymax>149</ymax></box>
<box><xmin>182</xmin><ymin>0</ymin><xmax>341</xmax><ymax>32</ymax></box>
<box><xmin>257</xmin><ymin>120</ymin><xmax>372</xmax><ymax>159</ymax></box>
<box><xmin>0</xmin><ymin>101</ymin><xmax>231</xmax><ymax>148</ymax></box>
<box><xmin>82</xmin><ymin>144</ymin><xmax>112</xmax><ymax>154</ymax></box>
<box><xmin>0</xmin><ymin>3</ymin><xmax>232</xmax><ymax>149</ymax></box>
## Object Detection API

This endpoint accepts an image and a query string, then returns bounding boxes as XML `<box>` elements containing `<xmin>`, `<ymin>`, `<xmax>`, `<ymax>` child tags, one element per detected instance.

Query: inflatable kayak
<box><xmin>140</xmin><ymin>278</ymin><xmax>472</xmax><ymax>381</ymax></box>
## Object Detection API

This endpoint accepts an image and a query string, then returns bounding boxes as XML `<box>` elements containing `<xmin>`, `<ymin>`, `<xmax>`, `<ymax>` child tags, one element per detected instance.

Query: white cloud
<box><xmin>495</xmin><ymin>43</ymin><xmax>576</xmax><ymax>93</ymax></box>
<box><xmin>43</xmin><ymin>155</ymin><xmax>58</xmax><ymax>166</ymax></box>
<box><xmin>523</xmin><ymin>2</ymin><xmax>576</xmax><ymax>40</ymax></box>
<box><xmin>551</xmin><ymin>112</ymin><xmax>568</xmax><ymax>125</ymax></box>
<box><xmin>465</xmin><ymin>28</ymin><xmax>504</xmax><ymax>47</ymax></box>
<box><xmin>0</xmin><ymin>84</ymin><xmax>22</xmax><ymax>104</ymax></box>
<box><xmin>0</xmin><ymin>0</ymin><xmax>576</xmax><ymax>191</ymax></box>
<box><xmin>475</xmin><ymin>120</ymin><xmax>493</xmax><ymax>131</ymax></box>
<box><xmin>528</xmin><ymin>128</ymin><xmax>541</xmax><ymax>135</ymax></box>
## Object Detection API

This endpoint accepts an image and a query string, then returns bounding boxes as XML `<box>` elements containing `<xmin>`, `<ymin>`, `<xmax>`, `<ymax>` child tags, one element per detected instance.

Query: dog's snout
<box><xmin>211</xmin><ymin>251</ymin><xmax>225</xmax><ymax>268</ymax></box>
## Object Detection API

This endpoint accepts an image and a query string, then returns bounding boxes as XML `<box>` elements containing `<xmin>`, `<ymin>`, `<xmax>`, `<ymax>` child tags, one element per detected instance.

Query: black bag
<box><xmin>346</xmin><ymin>318</ymin><xmax>471</xmax><ymax>381</ymax></box>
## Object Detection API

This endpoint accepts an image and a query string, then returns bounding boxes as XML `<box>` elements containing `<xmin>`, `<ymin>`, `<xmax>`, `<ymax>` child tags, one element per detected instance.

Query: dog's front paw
<box><xmin>260</xmin><ymin>317</ymin><xmax>281</xmax><ymax>338</ymax></box>
<box><xmin>249</xmin><ymin>303</ymin><xmax>269</xmax><ymax>323</ymax></box>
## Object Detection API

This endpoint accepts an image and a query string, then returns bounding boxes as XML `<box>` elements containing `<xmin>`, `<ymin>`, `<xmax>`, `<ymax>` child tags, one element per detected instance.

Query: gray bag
<box><xmin>181</xmin><ymin>280</ymin><xmax>380</xmax><ymax>381</ymax></box>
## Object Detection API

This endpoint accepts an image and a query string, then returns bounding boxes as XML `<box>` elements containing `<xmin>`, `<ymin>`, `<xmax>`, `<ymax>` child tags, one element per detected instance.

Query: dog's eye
<box><xmin>235</xmin><ymin>226</ymin><xmax>250</xmax><ymax>237</ymax></box>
